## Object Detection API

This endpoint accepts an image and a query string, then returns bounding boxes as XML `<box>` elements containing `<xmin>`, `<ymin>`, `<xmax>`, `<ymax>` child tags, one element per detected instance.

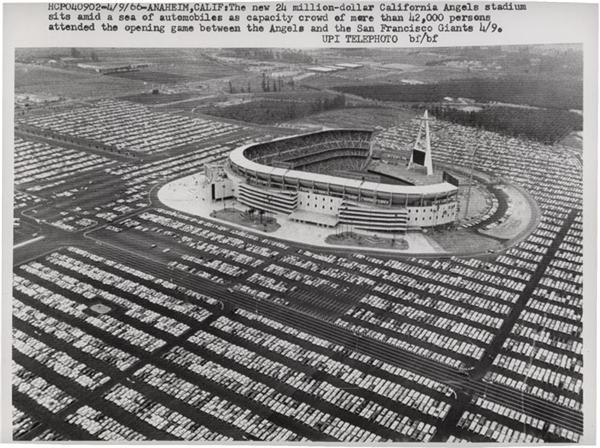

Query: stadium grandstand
<box><xmin>221</xmin><ymin>112</ymin><xmax>459</xmax><ymax>233</ymax></box>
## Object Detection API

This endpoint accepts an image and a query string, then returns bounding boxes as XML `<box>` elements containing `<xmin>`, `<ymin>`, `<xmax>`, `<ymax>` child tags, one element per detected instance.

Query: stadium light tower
<box><xmin>407</xmin><ymin>110</ymin><xmax>434</xmax><ymax>176</ymax></box>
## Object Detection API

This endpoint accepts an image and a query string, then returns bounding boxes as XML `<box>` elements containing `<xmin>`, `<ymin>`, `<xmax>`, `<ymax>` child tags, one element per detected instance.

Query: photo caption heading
<box><xmin>48</xmin><ymin>2</ymin><xmax>526</xmax><ymax>44</ymax></box>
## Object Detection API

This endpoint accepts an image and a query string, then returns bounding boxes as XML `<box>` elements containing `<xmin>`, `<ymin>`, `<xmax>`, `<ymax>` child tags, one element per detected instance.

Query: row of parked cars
<box><xmin>235</xmin><ymin>307</ymin><xmax>454</xmax><ymax>398</ymax></box>
<box><xmin>283</xmin><ymin>252</ymin><xmax>377</xmax><ymax>288</ymax></box>
<box><xmin>14</xmin><ymin>328</ymin><xmax>109</xmax><ymax>390</ymax></box>
<box><xmin>337</xmin><ymin>307</ymin><xmax>485</xmax><ymax>366</ymax></box>
<box><xmin>456</xmin><ymin>410</ymin><xmax>543</xmax><ymax>443</ymax></box>
<box><xmin>15</xmin><ymin>137</ymin><xmax>112</xmax><ymax>187</ymax></box>
<box><xmin>163</xmin><ymin>346</ymin><xmax>312</xmax><ymax>441</ymax></box>
<box><xmin>67</xmin><ymin>247</ymin><xmax>218</xmax><ymax>321</ymax></box>
<box><xmin>103</xmin><ymin>384</ymin><xmax>236</xmax><ymax>440</ymax></box>
<box><xmin>19</xmin><ymin>99</ymin><xmax>248</xmax><ymax>155</ymax></box>
<box><xmin>264</xmin><ymin>263</ymin><xmax>338</xmax><ymax>290</ymax></box>
<box><xmin>66</xmin><ymin>405</ymin><xmax>145</xmax><ymax>441</ymax></box>
<box><xmin>483</xmin><ymin>215</ymin><xmax>583</xmax><ymax>421</ymax></box>
<box><xmin>503</xmin><ymin>336</ymin><xmax>582</xmax><ymax>374</ymax></box>
<box><xmin>210</xmin><ymin>316</ymin><xmax>451</xmax><ymax>421</ymax></box>
<box><xmin>162</xmin><ymin>209</ymin><xmax>283</xmax><ymax>257</ymax></box>
<box><xmin>359</xmin><ymin>293</ymin><xmax>496</xmax><ymax>343</ymax></box>
<box><xmin>13</xmin><ymin>360</ymin><xmax>74</xmax><ymax>414</ymax></box>
<box><xmin>46</xmin><ymin>253</ymin><xmax>190</xmax><ymax>337</ymax></box>
<box><xmin>16</xmin><ymin>264</ymin><xmax>166</xmax><ymax>354</ymax></box>
<box><xmin>13</xmin><ymin>294</ymin><xmax>137</xmax><ymax>372</ymax></box>
<box><xmin>464</xmin><ymin>392</ymin><xmax>579</xmax><ymax>442</ymax></box>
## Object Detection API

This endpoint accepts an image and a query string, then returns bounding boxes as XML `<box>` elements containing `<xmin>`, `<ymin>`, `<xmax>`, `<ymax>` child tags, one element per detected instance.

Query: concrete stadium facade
<box><xmin>225</xmin><ymin>129</ymin><xmax>459</xmax><ymax>233</ymax></box>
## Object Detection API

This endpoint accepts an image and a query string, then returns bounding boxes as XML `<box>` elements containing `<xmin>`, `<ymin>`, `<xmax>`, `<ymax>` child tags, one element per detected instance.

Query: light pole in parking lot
<box><xmin>458</xmin><ymin>364</ymin><xmax>475</xmax><ymax>375</ymax></box>
<box><xmin>222</xmin><ymin>183</ymin><xmax>226</xmax><ymax>210</ymax></box>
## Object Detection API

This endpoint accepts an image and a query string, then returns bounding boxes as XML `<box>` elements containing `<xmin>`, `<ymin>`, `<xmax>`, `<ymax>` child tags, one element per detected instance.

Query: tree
<box><xmin>70</xmin><ymin>48</ymin><xmax>82</xmax><ymax>58</ymax></box>
<box><xmin>90</xmin><ymin>51</ymin><xmax>99</xmax><ymax>62</ymax></box>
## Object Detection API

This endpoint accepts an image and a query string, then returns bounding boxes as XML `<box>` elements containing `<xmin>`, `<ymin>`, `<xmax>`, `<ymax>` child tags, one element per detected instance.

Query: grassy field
<box><xmin>211</xmin><ymin>208</ymin><xmax>281</xmax><ymax>233</ymax></box>
<box><xmin>17</xmin><ymin>48</ymin><xmax>244</xmax><ymax>81</ymax></box>
<box><xmin>108</xmin><ymin>71</ymin><xmax>188</xmax><ymax>83</ymax></box>
<box><xmin>428</xmin><ymin>228</ymin><xmax>503</xmax><ymax>254</ymax></box>
<box><xmin>326</xmin><ymin>232</ymin><xmax>409</xmax><ymax>250</ymax></box>
<box><xmin>285</xmin><ymin>107</ymin><xmax>419</xmax><ymax>129</ymax></box>
<box><xmin>15</xmin><ymin>63</ymin><xmax>149</xmax><ymax>99</ymax></box>
<box><xmin>118</xmin><ymin>91</ymin><xmax>205</xmax><ymax>105</ymax></box>
<box><xmin>333</xmin><ymin>77</ymin><xmax>583</xmax><ymax>110</ymax></box>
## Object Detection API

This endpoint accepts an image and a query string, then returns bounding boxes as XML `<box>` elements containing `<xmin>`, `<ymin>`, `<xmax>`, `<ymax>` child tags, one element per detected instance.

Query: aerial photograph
<box><xmin>12</xmin><ymin>45</ymin><xmax>583</xmax><ymax>442</ymax></box>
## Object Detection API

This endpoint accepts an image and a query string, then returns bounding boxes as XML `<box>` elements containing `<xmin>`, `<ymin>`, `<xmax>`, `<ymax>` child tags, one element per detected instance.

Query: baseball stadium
<box><xmin>158</xmin><ymin>111</ymin><xmax>538</xmax><ymax>255</ymax></box>
<box><xmin>225</xmin><ymin>112</ymin><xmax>459</xmax><ymax>234</ymax></box>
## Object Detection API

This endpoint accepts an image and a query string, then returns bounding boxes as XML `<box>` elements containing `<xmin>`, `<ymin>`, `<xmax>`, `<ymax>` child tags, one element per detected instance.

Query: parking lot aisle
<box><xmin>180</xmin><ymin>331</ymin><xmax>407</xmax><ymax>440</ymax></box>
<box><xmin>148</xmin><ymin>350</ymin><xmax>325</xmax><ymax>441</ymax></box>
<box><xmin>231</xmin><ymin>309</ymin><xmax>454</xmax><ymax>403</ymax></box>
<box><xmin>231</xmin><ymin>290</ymin><xmax>581</xmax><ymax>435</ymax></box>
<box><xmin>475</xmin><ymin>208</ymin><xmax>580</xmax><ymax>375</ymax></box>
<box><xmin>462</xmin><ymin>395</ymin><xmax>571</xmax><ymax>443</ymax></box>
<box><xmin>62</xmin><ymin>247</ymin><xmax>226</xmax><ymax>317</ymax></box>
<box><xmin>13</xmin><ymin>350</ymin><xmax>175</xmax><ymax>440</ymax></box>
<box><xmin>340</xmin><ymin>307</ymin><xmax>488</xmax><ymax>365</ymax></box>
<box><xmin>89</xmin><ymin>230</ymin><xmax>231</xmax><ymax>285</ymax></box>
<box><xmin>13</xmin><ymin>277</ymin><xmax>247</xmax><ymax>439</ymax></box>
<box><xmin>17</xmin><ymin>219</ymin><xmax>580</xmax><ymax>440</ymax></box>
<box><xmin>224</xmin><ymin>287</ymin><xmax>463</xmax><ymax>382</ymax></box>
<box><xmin>13</xmin><ymin>406</ymin><xmax>48</xmax><ymax>440</ymax></box>
<box><xmin>13</xmin><ymin>389</ymin><xmax>95</xmax><ymax>441</ymax></box>
<box><xmin>13</xmin><ymin>317</ymin><xmax>131</xmax><ymax>388</ymax></box>
<box><xmin>203</xmin><ymin>319</ymin><xmax>445</xmax><ymax>432</ymax></box>
<box><xmin>15</xmin><ymin>291</ymin><xmax>177</xmax><ymax>440</ymax></box>
<box><xmin>49</xmin><ymin>242</ymin><xmax>472</xmax><ymax>391</ymax></box>
<box><xmin>120</xmin><ymin>367</ymin><xmax>255</xmax><ymax>440</ymax></box>
<box><xmin>42</xmin><ymin>253</ymin><xmax>206</xmax><ymax>331</ymax></box>
<box><xmin>430</xmin><ymin>389</ymin><xmax>473</xmax><ymax>442</ymax></box>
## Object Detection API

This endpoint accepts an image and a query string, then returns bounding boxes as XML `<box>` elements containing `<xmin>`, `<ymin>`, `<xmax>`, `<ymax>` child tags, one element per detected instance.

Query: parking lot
<box><xmin>13</xmin><ymin>111</ymin><xmax>583</xmax><ymax>442</ymax></box>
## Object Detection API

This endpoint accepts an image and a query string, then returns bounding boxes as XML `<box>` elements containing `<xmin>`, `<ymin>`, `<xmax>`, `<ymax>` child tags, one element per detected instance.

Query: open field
<box><xmin>427</xmin><ymin>228</ymin><xmax>503</xmax><ymax>254</ymax></box>
<box><xmin>107</xmin><ymin>71</ymin><xmax>189</xmax><ymax>83</ymax></box>
<box><xmin>333</xmin><ymin>77</ymin><xmax>583</xmax><ymax>111</ymax></box>
<box><xmin>285</xmin><ymin>107</ymin><xmax>419</xmax><ymax>129</ymax></box>
<box><xmin>118</xmin><ymin>91</ymin><xmax>206</xmax><ymax>105</ymax></box>
<box><xmin>15</xmin><ymin>64</ymin><xmax>150</xmax><ymax>99</ymax></box>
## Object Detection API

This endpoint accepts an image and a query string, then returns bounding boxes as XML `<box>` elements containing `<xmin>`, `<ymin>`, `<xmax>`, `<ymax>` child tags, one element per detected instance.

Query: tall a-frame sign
<box><xmin>407</xmin><ymin>110</ymin><xmax>434</xmax><ymax>176</ymax></box>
